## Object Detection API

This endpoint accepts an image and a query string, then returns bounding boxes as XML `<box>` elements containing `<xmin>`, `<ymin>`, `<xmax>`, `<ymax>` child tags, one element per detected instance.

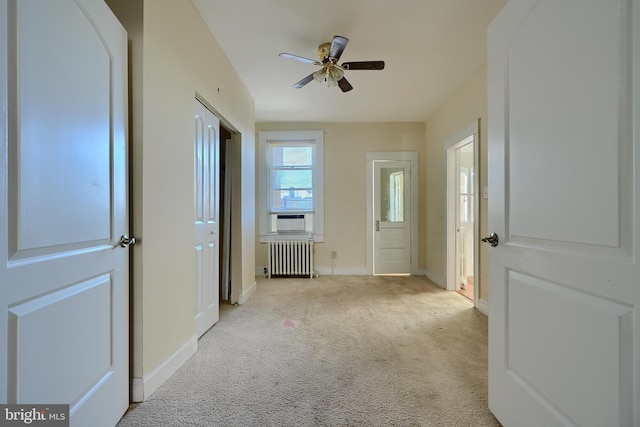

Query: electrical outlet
<box><xmin>331</xmin><ymin>251</ymin><xmax>337</xmax><ymax>259</ymax></box>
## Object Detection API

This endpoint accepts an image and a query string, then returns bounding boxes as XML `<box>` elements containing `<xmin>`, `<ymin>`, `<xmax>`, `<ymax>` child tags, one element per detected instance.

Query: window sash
<box><xmin>270</xmin><ymin>167</ymin><xmax>313</xmax><ymax>189</ymax></box>
<box><xmin>270</xmin><ymin>145</ymin><xmax>313</xmax><ymax>167</ymax></box>
<box><xmin>268</xmin><ymin>145</ymin><xmax>315</xmax><ymax>213</ymax></box>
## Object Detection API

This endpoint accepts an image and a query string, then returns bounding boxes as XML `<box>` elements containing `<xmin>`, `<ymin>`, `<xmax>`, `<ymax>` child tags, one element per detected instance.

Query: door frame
<box><xmin>366</xmin><ymin>151</ymin><xmax>418</xmax><ymax>275</ymax></box>
<box><xmin>445</xmin><ymin>120</ymin><xmax>480</xmax><ymax>306</ymax></box>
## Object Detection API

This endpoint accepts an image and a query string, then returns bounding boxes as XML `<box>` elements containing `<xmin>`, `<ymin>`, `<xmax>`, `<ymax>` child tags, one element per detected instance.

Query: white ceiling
<box><xmin>193</xmin><ymin>0</ymin><xmax>507</xmax><ymax>123</ymax></box>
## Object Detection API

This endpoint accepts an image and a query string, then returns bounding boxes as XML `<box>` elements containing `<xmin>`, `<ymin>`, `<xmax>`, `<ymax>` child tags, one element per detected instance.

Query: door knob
<box><xmin>481</xmin><ymin>232</ymin><xmax>499</xmax><ymax>247</ymax></box>
<box><xmin>119</xmin><ymin>234</ymin><xmax>137</xmax><ymax>248</ymax></box>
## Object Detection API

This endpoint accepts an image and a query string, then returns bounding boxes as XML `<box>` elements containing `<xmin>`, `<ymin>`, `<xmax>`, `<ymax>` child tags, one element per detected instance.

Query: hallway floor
<box><xmin>458</xmin><ymin>276</ymin><xmax>474</xmax><ymax>300</ymax></box>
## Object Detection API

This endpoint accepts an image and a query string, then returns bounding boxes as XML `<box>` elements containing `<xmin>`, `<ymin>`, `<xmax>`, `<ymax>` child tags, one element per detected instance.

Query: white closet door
<box><xmin>194</xmin><ymin>100</ymin><xmax>220</xmax><ymax>337</ymax></box>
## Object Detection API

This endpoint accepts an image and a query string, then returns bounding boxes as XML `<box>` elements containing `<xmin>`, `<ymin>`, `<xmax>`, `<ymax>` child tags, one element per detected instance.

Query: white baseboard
<box><xmin>413</xmin><ymin>267</ymin><xmax>427</xmax><ymax>276</ymax></box>
<box><xmin>256</xmin><ymin>266</ymin><xmax>442</xmax><ymax>278</ymax></box>
<box><xmin>477</xmin><ymin>298</ymin><xmax>489</xmax><ymax>316</ymax></box>
<box><xmin>257</xmin><ymin>266</ymin><xmax>369</xmax><ymax>276</ymax></box>
<box><xmin>238</xmin><ymin>280</ymin><xmax>257</xmax><ymax>305</ymax></box>
<box><xmin>315</xmin><ymin>266</ymin><xmax>368</xmax><ymax>276</ymax></box>
<box><xmin>424</xmin><ymin>269</ymin><xmax>445</xmax><ymax>289</ymax></box>
<box><xmin>131</xmin><ymin>335</ymin><xmax>198</xmax><ymax>402</ymax></box>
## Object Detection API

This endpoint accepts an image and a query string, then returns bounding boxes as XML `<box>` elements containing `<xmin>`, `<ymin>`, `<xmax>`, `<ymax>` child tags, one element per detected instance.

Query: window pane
<box><xmin>460</xmin><ymin>167</ymin><xmax>469</xmax><ymax>194</ymax></box>
<box><xmin>459</xmin><ymin>195</ymin><xmax>475</xmax><ymax>223</ymax></box>
<box><xmin>380</xmin><ymin>167</ymin><xmax>404</xmax><ymax>222</ymax></box>
<box><xmin>271</xmin><ymin>146</ymin><xmax>312</xmax><ymax>167</ymax></box>
<box><xmin>460</xmin><ymin>195</ymin><xmax>469</xmax><ymax>223</ymax></box>
<box><xmin>272</xmin><ymin>169</ymin><xmax>312</xmax><ymax>189</ymax></box>
<box><xmin>272</xmin><ymin>189</ymin><xmax>313</xmax><ymax>211</ymax></box>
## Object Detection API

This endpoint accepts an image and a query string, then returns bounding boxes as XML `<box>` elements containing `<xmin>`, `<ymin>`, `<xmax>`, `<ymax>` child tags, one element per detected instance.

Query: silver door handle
<box><xmin>375</xmin><ymin>220</ymin><xmax>380</xmax><ymax>232</ymax></box>
<box><xmin>119</xmin><ymin>234</ymin><xmax>137</xmax><ymax>248</ymax></box>
<box><xmin>481</xmin><ymin>232</ymin><xmax>499</xmax><ymax>247</ymax></box>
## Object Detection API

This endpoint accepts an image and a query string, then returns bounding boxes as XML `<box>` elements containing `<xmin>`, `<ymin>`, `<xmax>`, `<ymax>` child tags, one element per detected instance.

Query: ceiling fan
<box><xmin>279</xmin><ymin>35</ymin><xmax>385</xmax><ymax>93</ymax></box>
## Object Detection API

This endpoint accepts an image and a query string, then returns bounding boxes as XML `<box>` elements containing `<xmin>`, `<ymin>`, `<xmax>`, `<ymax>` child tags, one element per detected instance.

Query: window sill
<box><xmin>259</xmin><ymin>233</ymin><xmax>324</xmax><ymax>243</ymax></box>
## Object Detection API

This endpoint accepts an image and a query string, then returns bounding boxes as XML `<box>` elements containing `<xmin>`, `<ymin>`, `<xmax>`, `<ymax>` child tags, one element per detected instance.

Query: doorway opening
<box><xmin>454</xmin><ymin>142</ymin><xmax>474</xmax><ymax>299</ymax></box>
<box><xmin>445</xmin><ymin>121</ymin><xmax>479</xmax><ymax>305</ymax></box>
<box><xmin>219</xmin><ymin>124</ymin><xmax>233</xmax><ymax>303</ymax></box>
<box><xmin>194</xmin><ymin>97</ymin><xmax>241</xmax><ymax>338</ymax></box>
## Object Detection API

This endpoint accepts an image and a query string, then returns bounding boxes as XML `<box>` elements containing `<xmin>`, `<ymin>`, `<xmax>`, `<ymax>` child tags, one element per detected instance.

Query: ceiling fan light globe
<box><xmin>330</xmin><ymin>67</ymin><xmax>344</xmax><ymax>81</ymax></box>
<box><xmin>313</xmin><ymin>69</ymin><xmax>325</xmax><ymax>82</ymax></box>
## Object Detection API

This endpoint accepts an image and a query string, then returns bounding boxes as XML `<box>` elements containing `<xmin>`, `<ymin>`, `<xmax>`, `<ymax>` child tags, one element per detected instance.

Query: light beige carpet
<box><xmin>117</xmin><ymin>275</ymin><xmax>501</xmax><ymax>426</ymax></box>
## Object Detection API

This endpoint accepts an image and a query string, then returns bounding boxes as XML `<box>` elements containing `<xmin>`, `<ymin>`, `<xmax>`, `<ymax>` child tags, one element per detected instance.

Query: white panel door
<box><xmin>487</xmin><ymin>0</ymin><xmax>639</xmax><ymax>425</ymax></box>
<box><xmin>0</xmin><ymin>0</ymin><xmax>129</xmax><ymax>426</ymax></box>
<box><xmin>194</xmin><ymin>100</ymin><xmax>220</xmax><ymax>338</ymax></box>
<box><xmin>374</xmin><ymin>160</ymin><xmax>411</xmax><ymax>274</ymax></box>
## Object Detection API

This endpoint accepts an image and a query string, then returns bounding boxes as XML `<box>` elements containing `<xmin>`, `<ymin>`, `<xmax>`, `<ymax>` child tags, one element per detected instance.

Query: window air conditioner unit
<box><xmin>276</xmin><ymin>214</ymin><xmax>305</xmax><ymax>233</ymax></box>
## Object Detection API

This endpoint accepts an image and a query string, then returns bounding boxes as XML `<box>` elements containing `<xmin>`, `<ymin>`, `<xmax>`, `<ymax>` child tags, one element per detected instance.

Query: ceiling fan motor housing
<box><xmin>318</xmin><ymin>42</ymin><xmax>331</xmax><ymax>61</ymax></box>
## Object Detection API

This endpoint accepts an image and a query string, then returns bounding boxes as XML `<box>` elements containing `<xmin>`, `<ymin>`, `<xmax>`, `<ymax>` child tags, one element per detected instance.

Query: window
<box><xmin>258</xmin><ymin>130</ymin><xmax>324</xmax><ymax>241</ymax></box>
<box><xmin>270</xmin><ymin>145</ymin><xmax>313</xmax><ymax>212</ymax></box>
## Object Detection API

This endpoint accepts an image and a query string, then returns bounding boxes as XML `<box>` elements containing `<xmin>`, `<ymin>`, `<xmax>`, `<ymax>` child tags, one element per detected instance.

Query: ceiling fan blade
<box><xmin>337</xmin><ymin>76</ymin><xmax>353</xmax><ymax>93</ymax></box>
<box><xmin>342</xmin><ymin>61</ymin><xmax>385</xmax><ymax>70</ymax></box>
<box><xmin>293</xmin><ymin>73</ymin><xmax>315</xmax><ymax>89</ymax></box>
<box><xmin>329</xmin><ymin>35</ymin><xmax>349</xmax><ymax>61</ymax></box>
<box><xmin>279</xmin><ymin>52</ymin><xmax>321</xmax><ymax>66</ymax></box>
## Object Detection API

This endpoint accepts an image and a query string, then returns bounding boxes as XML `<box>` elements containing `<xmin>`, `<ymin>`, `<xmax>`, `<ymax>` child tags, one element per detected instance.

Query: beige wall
<box><xmin>107</xmin><ymin>0</ymin><xmax>255</xmax><ymax>385</ymax></box>
<box><xmin>255</xmin><ymin>122</ymin><xmax>426</xmax><ymax>273</ymax></box>
<box><xmin>424</xmin><ymin>64</ymin><xmax>490</xmax><ymax>301</ymax></box>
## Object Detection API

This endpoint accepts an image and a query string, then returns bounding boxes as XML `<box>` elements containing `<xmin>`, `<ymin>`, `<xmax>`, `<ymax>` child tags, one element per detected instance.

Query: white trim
<box><xmin>316</xmin><ymin>266</ymin><xmax>368</xmax><ymax>276</ymax></box>
<box><xmin>443</xmin><ymin>121</ymin><xmax>479</xmax><ymax>150</ymax></box>
<box><xmin>256</xmin><ymin>268</ymin><xmax>443</xmax><ymax>277</ymax></box>
<box><xmin>477</xmin><ymin>298</ymin><xmax>489</xmax><ymax>316</ymax></box>
<box><xmin>365</xmin><ymin>151</ymin><xmax>419</xmax><ymax>275</ymax></box>
<box><xmin>444</xmin><ymin>120</ymin><xmax>480</xmax><ymax>310</ymax></box>
<box><xmin>237</xmin><ymin>280</ymin><xmax>257</xmax><ymax>305</ymax></box>
<box><xmin>259</xmin><ymin>233</ymin><xmax>315</xmax><ymax>242</ymax></box>
<box><xmin>258</xmin><ymin>266</ymin><xmax>369</xmax><ymax>276</ymax></box>
<box><xmin>413</xmin><ymin>267</ymin><xmax>427</xmax><ymax>276</ymax></box>
<box><xmin>258</xmin><ymin>130</ymin><xmax>324</xmax><ymax>242</ymax></box>
<box><xmin>424</xmin><ymin>270</ymin><xmax>446</xmax><ymax>289</ymax></box>
<box><xmin>131</xmin><ymin>335</ymin><xmax>198</xmax><ymax>402</ymax></box>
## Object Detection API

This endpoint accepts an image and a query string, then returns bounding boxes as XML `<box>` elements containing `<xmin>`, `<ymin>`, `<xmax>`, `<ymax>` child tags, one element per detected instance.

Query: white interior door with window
<box><xmin>374</xmin><ymin>161</ymin><xmax>411</xmax><ymax>274</ymax></box>
<box><xmin>367</xmin><ymin>152</ymin><xmax>418</xmax><ymax>275</ymax></box>
<box><xmin>487</xmin><ymin>0</ymin><xmax>639</xmax><ymax>425</ymax></box>
<box><xmin>0</xmin><ymin>1</ymin><xmax>129</xmax><ymax>425</ymax></box>
<box><xmin>194</xmin><ymin>99</ymin><xmax>220</xmax><ymax>338</ymax></box>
